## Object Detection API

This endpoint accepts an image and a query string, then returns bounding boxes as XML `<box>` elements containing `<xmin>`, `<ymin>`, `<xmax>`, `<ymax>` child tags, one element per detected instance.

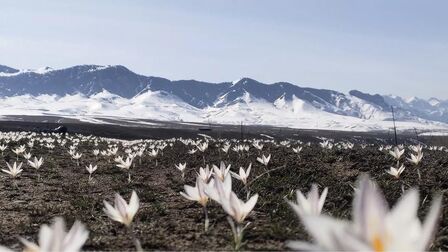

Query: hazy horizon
<box><xmin>1</xmin><ymin>0</ymin><xmax>447</xmax><ymax>99</ymax></box>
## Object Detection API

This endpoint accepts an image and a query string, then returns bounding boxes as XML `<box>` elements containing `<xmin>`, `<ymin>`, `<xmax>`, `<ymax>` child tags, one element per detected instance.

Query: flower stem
<box><xmin>129</xmin><ymin>224</ymin><xmax>142</xmax><ymax>251</ymax></box>
<box><xmin>227</xmin><ymin>217</ymin><xmax>244</xmax><ymax>250</ymax></box>
<box><xmin>203</xmin><ymin>206</ymin><xmax>209</xmax><ymax>233</ymax></box>
<box><xmin>244</xmin><ymin>184</ymin><xmax>250</xmax><ymax>200</ymax></box>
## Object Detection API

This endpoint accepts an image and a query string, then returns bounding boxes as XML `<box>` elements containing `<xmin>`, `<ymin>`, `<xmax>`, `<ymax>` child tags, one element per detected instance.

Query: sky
<box><xmin>0</xmin><ymin>0</ymin><xmax>447</xmax><ymax>99</ymax></box>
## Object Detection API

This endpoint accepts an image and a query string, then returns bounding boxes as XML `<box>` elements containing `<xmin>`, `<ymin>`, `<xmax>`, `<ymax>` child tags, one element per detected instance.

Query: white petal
<box><xmin>128</xmin><ymin>191</ymin><xmax>140</xmax><ymax>220</ymax></box>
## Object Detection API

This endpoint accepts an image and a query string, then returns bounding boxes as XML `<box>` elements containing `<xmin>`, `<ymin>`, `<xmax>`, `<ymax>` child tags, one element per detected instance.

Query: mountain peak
<box><xmin>0</xmin><ymin>65</ymin><xmax>19</xmax><ymax>74</ymax></box>
<box><xmin>230</xmin><ymin>77</ymin><xmax>258</xmax><ymax>87</ymax></box>
<box><xmin>428</xmin><ymin>97</ymin><xmax>441</xmax><ymax>106</ymax></box>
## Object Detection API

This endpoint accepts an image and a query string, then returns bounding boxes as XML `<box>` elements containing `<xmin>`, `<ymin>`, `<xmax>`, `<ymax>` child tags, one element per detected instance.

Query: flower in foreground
<box><xmin>20</xmin><ymin>217</ymin><xmax>89</xmax><ymax>252</ymax></box>
<box><xmin>103</xmin><ymin>190</ymin><xmax>139</xmax><ymax>227</ymax></box>
<box><xmin>215</xmin><ymin>175</ymin><xmax>258</xmax><ymax>250</ymax></box>
<box><xmin>180</xmin><ymin>177</ymin><xmax>209</xmax><ymax>207</ymax></box>
<box><xmin>287</xmin><ymin>175</ymin><xmax>442</xmax><ymax>251</ymax></box>
<box><xmin>180</xmin><ymin>177</ymin><xmax>210</xmax><ymax>231</ymax></box>
<box><xmin>287</xmin><ymin>184</ymin><xmax>328</xmax><ymax>216</ymax></box>
<box><xmin>220</xmin><ymin>189</ymin><xmax>258</xmax><ymax>224</ymax></box>
<box><xmin>2</xmin><ymin>161</ymin><xmax>23</xmax><ymax>178</ymax></box>
<box><xmin>205</xmin><ymin>173</ymin><xmax>232</xmax><ymax>204</ymax></box>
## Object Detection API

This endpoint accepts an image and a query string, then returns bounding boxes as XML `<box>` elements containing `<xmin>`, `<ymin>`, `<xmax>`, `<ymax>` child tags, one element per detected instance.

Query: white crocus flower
<box><xmin>28</xmin><ymin>157</ymin><xmax>44</xmax><ymax>170</ymax></box>
<box><xmin>180</xmin><ymin>177</ymin><xmax>211</xmax><ymax>231</ymax></box>
<box><xmin>2</xmin><ymin>161</ymin><xmax>23</xmax><ymax>178</ymax></box>
<box><xmin>114</xmin><ymin>156</ymin><xmax>124</xmax><ymax>163</ymax></box>
<box><xmin>103</xmin><ymin>191</ymin><xmax>139</xmax><ymax>227</ymax></box>
<box><xmin>22</xmin><ymin>152</ymin><xmax>32</xmax><ymax>160</ymax></box>
<box><xmin>13</xmin><ymin>145</ymin><xmax>26</xmax><ymax>156</ymax></box>
<box><xmin>256</xmin><ymin>154</ymin><xmax>271</xmax><ymax>166</ymax></box>
<box><xmin>86</xmin><ymin>164</ymin><xmax>98</xmax><ymax>181</ymax></box>
<box><xmin>93</xmin><ymin>149</ymin><xmax>100</xmax><ymax>157</ymax></box>
<box><xmin>219</xmin><ymin>189</ymin><xmax>258</xmax><ymax>224</ymax></box>
<box><xmin>389</xmin><ymin>147</ymin><xmax>405</xmax><ymax>160</ymax></box>
<box><xmin>320</xmin><ymin>140</ymin><xmax>333</xmax><ymax>150</ymax></box>
<box><xmin>287</xmin><ymin>175</ymin><xmax>442</xmax><ymax>251</ymax></box>
<box><xmin>230</xmin><ymin>163</ymin><xmax>252</xmax><ymax>185</ymax></box>
<box><xmin>408</xmin><ymin>151</ymin><xmax>423</xmax><ymax>165</ymax></box>
<box><xmin>72</xmin><ymin>153</ymin><xmax>82</xmax><ymax>166</ymax></box>
<box><xmin>175</xmin><ymin>162</ymin><xmax>187</xmax><ymax>178</ymax></box>
<box><xmin>252</xmin><ymin>142</ymin><xmax>264</xmax><ymax>151</ymax></box>
<box><xmin>288</xmin><ymin>184</ymin><xmax>328</xmax><ymax>216</ymax></box>
<box><xmin>0</xmin><ymin>144</ymin><xmax>7</xmax><ymax>153</ymax></box>
<box><xmin>205</xmin><ymin>174</ymin><xmax>233</xmax><ymax>204</ymax></box>
<box><xmin>116</xmin><ymin>157</ymin><xmax>133</xmax><ymax>170</ymax></box>
<box><xmin>410</xmin><ymin>144</ymin><xmax>423</xmax><ymax>154</ymax></box>
<box><xmin>20</xmin><ymin>217</ymin><xmax>89</xmax><ymax>252</ymax></box>
<box><xmin>148</xmin><ymin>149</ymin><xmax>158</xmax><ymax>158</ymax></box>
<box><xmin>180</xmin><ymin>177</ymin><xmax>209</xmax><ymax>207</ymax></box>
<box><xmin>386</xmin><ymin>163</ymin><xmax>405</xmax><ymax>179</ymax></box>
<box><xmin>197</xmin><ymin>165</ymin><xmax>212</xmax><ymax>182</ymax></box>
<box><xmin>148</xmin><ymin>149</ymin><xmax>159</xmax><ymax>165</ymax></box>
<box><xmin>72</xmin><ymin>153</ymin><xmax>82</xmax><ymax>159</ymax></box>
<box><xmin>197</xmin><ymin>142</ymin><xmax>208</xmax><ymax>152</ymax></box>
<box><xmin>214</xmin><ymin>174</ymin><xmax>258</xmax><ymax>250</ymax></box>
<box><xmin>221</xmin><ymin>144</ymin><xmax>231</xmax><ymax>153</ymax></box>
<box><xmin>212</xmin><ymin>161</ymin><xmax>231</xmax><ymax>181</ymax></box>
<box><xmin>292</xmin><ymin>146</ymin><xmax>303</xmax><ymax>154</ymax></box>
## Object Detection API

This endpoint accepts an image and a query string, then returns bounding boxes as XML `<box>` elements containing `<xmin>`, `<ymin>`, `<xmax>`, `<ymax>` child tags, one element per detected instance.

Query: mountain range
<box><xmin>0</xmin><ymin>64</ymin><xmax>447</xmax><ymax>131</ymax></box>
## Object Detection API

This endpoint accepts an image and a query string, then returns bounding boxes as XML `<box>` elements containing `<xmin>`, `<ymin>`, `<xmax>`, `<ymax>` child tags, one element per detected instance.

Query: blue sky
<box><xmin>0</xmin><ymin>0</ymin><xmax>447</xmax><ymax>99</ymax></box>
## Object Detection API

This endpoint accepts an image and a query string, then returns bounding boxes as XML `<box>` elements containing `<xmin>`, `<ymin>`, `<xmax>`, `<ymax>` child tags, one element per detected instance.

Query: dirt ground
<box><xmin>0</xmin><ymin>133</ymin><xmax>447</xmax><ymax>251</ymax></box>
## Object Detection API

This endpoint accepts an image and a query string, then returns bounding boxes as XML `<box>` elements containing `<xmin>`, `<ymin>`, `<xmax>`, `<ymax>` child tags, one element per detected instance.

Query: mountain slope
<box><xmin>0</xmin><ymin>64</ymin><xmax>447</xmax><ymax>130</ymax></box>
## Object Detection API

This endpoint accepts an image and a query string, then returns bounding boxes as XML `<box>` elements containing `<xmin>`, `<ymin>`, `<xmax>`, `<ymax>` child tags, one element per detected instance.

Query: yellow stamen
<box><xmin>372</xmin><ymin>235</ymin><xmax>385</xmax><ymax>252</ymax></box>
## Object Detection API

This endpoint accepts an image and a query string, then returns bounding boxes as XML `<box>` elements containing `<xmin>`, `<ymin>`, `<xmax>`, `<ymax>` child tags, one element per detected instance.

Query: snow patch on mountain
<box><xmin>0</xmin><ymin>66</ymin><xmax>55</xmax><ymax>77</ymax></box>
<box><xmin>1</xmin><ymin>63</ymin><xmax>448</xmax><ymax>132</ymax></box>
<box><xmin>0</xmin><ymin>91</ymin><xmax>447</xmax><ymax>132</ymax></box>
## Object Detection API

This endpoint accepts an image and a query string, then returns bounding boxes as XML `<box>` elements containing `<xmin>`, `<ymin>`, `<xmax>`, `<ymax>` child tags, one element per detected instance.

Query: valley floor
<box><xmin>0</xmin><ymin>131</ymin><xmax>447</xmax><ymax>250</ymax></box>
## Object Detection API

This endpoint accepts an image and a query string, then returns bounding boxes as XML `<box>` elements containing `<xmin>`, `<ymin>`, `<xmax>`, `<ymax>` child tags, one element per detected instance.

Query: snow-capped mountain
<box><xmin>0</xmin><ymin>64</ymin><xmax>447</xmax><ymax>132</ymax></box>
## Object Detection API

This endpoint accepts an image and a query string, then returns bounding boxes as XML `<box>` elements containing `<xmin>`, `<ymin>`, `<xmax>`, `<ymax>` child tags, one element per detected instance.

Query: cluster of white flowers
<box><xmin>0</xmin><ymin>131</ymin><xmax>443</xmax><ymax>251</ymax></box>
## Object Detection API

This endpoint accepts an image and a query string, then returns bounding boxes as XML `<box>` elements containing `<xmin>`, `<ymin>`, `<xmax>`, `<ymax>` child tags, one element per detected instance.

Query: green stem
<box><xmin>129</xmin><ymin>224</ymin><xmax>143</xmax><ymax>251</ymax></box>
<box><xmin>203</xmin><ymin>206</ymin><xmax>209</xmax><ymax>233</ymax></box>
<box><xmin>227</xmin><ymin>217</ymin><xmax>244</xmax><ymax>251</ymax></box>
